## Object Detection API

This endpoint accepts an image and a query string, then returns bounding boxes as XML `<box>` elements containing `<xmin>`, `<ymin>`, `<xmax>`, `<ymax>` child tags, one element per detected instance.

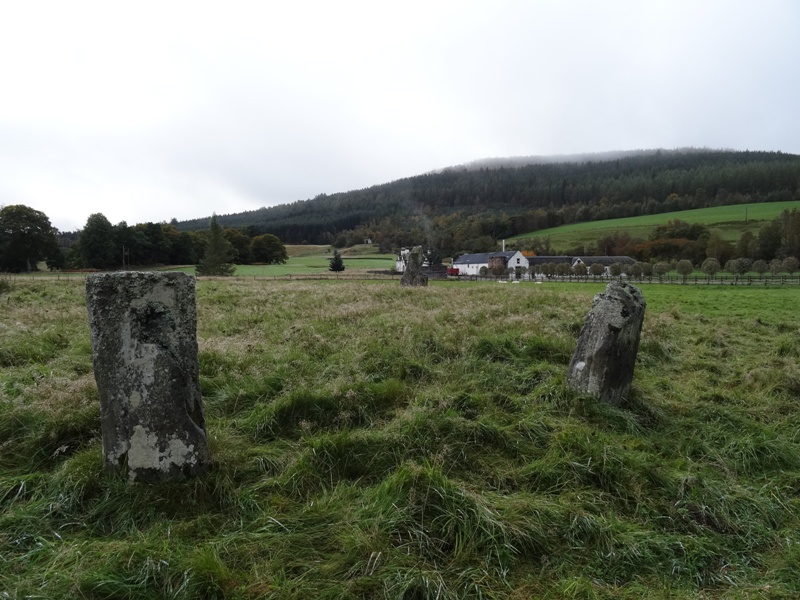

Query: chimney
<box><xmin>502</xmin><ymin>239</ymin><xmax>505</xmax><ymax>252</ymax></box>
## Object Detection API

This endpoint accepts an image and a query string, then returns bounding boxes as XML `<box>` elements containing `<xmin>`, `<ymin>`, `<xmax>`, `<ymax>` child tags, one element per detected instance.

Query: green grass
<box><xmin>511</xmin><ymin>200</ymin><xmax>800</xmax><ymax>250</ymax></box>
<box><xmin>2</xmin><ymin>278</ymin><xmax>800</xmax><ymax>598</ymax></box>
<box><xmin>17</xmin><ymin>245</ymin><xmax>396</xmax><ymax>279</ymax></box>
<box><xmin>200</xmin><ymin>244</ymin><xmax>396</xmax><ymax>276</ymax></box>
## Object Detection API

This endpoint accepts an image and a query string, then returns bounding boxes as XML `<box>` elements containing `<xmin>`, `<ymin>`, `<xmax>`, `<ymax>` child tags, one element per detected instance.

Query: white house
<box><xmin>452</xmin><ymin>251</ymin><xmax>529</xmax><ymax>277</ymax></box>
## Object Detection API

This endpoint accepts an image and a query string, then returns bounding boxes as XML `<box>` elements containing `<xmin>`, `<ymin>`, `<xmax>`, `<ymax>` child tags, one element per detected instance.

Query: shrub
<box><xmin>701</xmin><ymin>257</ymin><xmax>721</xmax><ymax>279</ymax></box>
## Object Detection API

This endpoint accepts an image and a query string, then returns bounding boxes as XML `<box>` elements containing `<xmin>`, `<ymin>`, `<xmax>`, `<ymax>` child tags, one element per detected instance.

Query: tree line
<box><xmin>0</xmin><ymin>206</ymin><xmax>287</xmax><ymax>273</ymax></box>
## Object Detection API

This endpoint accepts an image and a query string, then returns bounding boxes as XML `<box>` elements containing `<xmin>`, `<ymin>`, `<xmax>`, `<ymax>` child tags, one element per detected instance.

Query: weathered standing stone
<box><xmin>400</xmin><ymin>246</ymin><xmax>428</xmax><ymax>287</ymax></box>
<box><xmin>566</xmin><ymin>281</ymin><xmax>646</xmax><ymax>405</ymax></box>
<box><xmin>86</xmin><ymin>272</ymin><xmax>210</xmax><ymax>482</ymax></box>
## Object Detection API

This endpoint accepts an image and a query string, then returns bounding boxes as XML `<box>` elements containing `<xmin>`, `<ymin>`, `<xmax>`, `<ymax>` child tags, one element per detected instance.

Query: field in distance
<box><xmin>169</xmin><ymin>244</ymin><xmax>395</xmax><ymax>277</ymax></box>
<box><xmin>510</xmin><ymin>200</ymin><xmax>800</xmax><ymax>251</ymax></box>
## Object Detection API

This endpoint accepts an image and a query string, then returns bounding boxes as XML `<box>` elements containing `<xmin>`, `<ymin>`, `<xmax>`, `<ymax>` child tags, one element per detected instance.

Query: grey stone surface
<box><xmin>566</xmin><ymin>281</ymin><xmax>646</xmax><ymax>405</ymax></box>
<box><xmin>86</xmin><ymin>272</ymin><xmax>210</xmax><ymax>482</ymax></box>
<box><xmin>400</xmin><ymin>246</ymin><xmax>429</xmax><ymax>287</ymax></box>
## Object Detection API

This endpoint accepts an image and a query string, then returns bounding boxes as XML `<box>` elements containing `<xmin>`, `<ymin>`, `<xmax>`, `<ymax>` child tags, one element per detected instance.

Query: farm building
<box><xmin>453</xmin><ymin>252</ymin><xmax>636</xmax><ymax>278</ymax></box>
<box><xmin>452</xmin><ymin>251</ymin><xmax>529</xmax><ymax>277</ymax></box>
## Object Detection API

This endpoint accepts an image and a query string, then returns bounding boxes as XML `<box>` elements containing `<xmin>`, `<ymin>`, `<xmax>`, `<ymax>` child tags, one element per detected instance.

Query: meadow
<box><xmin>126</xmin><ymin>245</ymin><xmax>397</xmax><ymax>278</ymax></box>
<box><xmin>1</xmin><ymin>278</ymin><xmax>799</xmax><ymax>598</ymax></box>
<box><xmin>510</xmin><ymin>200</ymin><xmax>800</xmax><ymax>250</ymax></box>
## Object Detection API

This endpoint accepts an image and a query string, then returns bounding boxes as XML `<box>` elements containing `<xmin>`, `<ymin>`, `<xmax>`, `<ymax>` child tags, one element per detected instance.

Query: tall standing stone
<box><xmin>566</xmin><ymin>281</ymin><xmax>646</xmax><ymax>405</ymax></box>
<box><xmin>86</xmin><ymin>272</ymin><xmax>210</xmax><ymax>482</ymax></box>
<box><xmin>400</xmin><ymin>246</ymin><xmax>429</xmax><ymax>287</ymax></box>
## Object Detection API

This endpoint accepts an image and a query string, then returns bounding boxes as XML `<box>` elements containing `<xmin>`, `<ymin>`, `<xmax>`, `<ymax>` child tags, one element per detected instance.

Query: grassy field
<box><xmin>16</xmin><ymin>245</ymin><xmax>397</xmax><ymax>279</ymax></box>
<box><xmin>2</xmin><ymin>279</ymin><xmax>800</xmax><ymax>598</ymax></box>
<box><xmin>510</xmin><ymin>200</ymin><xmax>800</xmax><ymax>251</ymax></box>
<box><xmin>175</xmin><ymin>244</ymin><xmax>396</xmax><ymax>277</ymax></box>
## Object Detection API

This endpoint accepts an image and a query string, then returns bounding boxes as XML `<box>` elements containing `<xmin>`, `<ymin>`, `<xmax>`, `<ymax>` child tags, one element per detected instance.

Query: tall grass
<box><xmin>1</xmin><ymin>278</ymin><xmax>799</xmax><ymax>598</ymax></box>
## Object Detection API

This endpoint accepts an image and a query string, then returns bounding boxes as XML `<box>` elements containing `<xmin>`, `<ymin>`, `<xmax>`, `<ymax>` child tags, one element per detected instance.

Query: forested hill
<box><xmin>175</xmin><ymin>149</ymin><xmax>800</xmax><ymax>255</ymax></box>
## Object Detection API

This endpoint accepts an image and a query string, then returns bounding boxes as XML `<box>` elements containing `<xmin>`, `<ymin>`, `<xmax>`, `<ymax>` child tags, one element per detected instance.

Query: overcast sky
<box><xmin>1</xmin><ymin>0</ymin><xmax>798</xmax><ymax>232</ymax></box>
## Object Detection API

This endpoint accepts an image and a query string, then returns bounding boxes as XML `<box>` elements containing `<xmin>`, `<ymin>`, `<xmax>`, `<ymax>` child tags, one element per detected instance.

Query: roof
<box><xmin>527</xmin><ymin>255</ymin><xmax>572</xmax><ymax>265</ymax></box>
<box><xmin>453</xmin><ymin>253</ymin><xmax>490</xmax><ymax>265</ymax></box>
<box><xmin>574</xmin><ymin>256</ymin><xmax>636</xmax><ymax>266</ymax></box>
<box><xmin>453</xmin><ymin>251</ymin><xmax>519</xmax><ymax>265</ymax></box>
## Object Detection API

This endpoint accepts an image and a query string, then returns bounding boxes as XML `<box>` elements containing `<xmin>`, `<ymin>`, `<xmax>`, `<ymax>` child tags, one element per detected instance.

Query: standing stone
<box><xmin>566</xmin><ymin>281</ymin><xmax>646</xmax><ymax>405</ymax></box>
<box><xmin>400</xmin><ymin>246</ymin><xmax>429</xmax><ymax>287</ymax></box>
<box><xmin>86</xmin><ymin>272</ymin><xmax>210</xmax><ymax>482</ymax></box>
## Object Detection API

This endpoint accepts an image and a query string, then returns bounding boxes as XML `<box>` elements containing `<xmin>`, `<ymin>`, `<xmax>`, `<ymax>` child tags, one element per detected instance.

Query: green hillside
<box><xmin>175</xmin><ymin>149</ymin><xmax>800</xmax><ymax>257</ymax></box>
<box><xmin>511</xmin><ymin>200</ymin><xmax>800</xmax><ymax>252</ymax></box>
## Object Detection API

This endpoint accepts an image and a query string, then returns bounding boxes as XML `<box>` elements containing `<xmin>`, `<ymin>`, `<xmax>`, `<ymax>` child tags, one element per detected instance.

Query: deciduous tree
<box><xmin>0</xmin><ymin>204</ymin><xmax>59</xmax><ymax>272</ymax></box>
<box><xmin>224</xmin><ymin>228</ymin><xmax>253</xmax><ymax>264</ymax></box>
<box><xmin>751</xmin><ymin>259</ymin><xmax>768</xmax><ymax>278</ymax></box>
<box><xmin>782</xmin><ymin>256</ymin><xmax>799</xmax><ymax>275</ymax></box>
<box><xmin>701</xmin><ymin>257</ymin><xmax>721</xmax><ymax>280</ymax></box>
<box><xmin>705</xmin><ymin>231</ymin><xmax>734</xmax><ymax>265</ymax></box>
<box><xmin>676</xmin><ymin>259</ymin><xmax>693</xmax><ymax>283</ymax></box>
<box><xmin>572</xmin><ymin>262</ymin><xmax>588</xmax><ymax>277</ymax></box>
<box><xmin>628</xmin><ymin>262</ymin><xmax>643</xmax><ymax>280</ymax></box>
<box><xmin>77</xmin><ymin>213</ymin><xmax>118</xmax><ymax>269</ymax></box>
<box><xmin>251</xmin><ymin>234</ymin><xmax>288</xmax><ymax>264</ymax></box>
<box><xmin>555</xmin><ymin>263</ymin><xmax>572</xmax><ymax>277</ymax></box>
<box><xmin>653</xmin><ymin>262</ymin><xmax>670</xmax><ymax>279</ymax></box>
<box><xmin>589</xmin><ymin>263</ymin><xmax>605</xmax><ymax>277</ymax></box>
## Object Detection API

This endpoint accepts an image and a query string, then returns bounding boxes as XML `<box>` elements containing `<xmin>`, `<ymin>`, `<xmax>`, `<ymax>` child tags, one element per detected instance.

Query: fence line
<box><xmin>467</xmin><ymin>274</ymin><xmax>800</xmax><ymax>285</ymax></box>
<box><xmin>4</xmin><ymin>272</ymin><xmax>800</xmax><ymax>286</ymax></box>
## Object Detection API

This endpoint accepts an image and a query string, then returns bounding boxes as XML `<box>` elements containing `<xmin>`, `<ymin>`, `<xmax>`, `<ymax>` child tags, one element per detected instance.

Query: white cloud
<box><xmin>1</xmin><ymin>0</ymin><xmax>798</xmax><ymax>231</ymax></box>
